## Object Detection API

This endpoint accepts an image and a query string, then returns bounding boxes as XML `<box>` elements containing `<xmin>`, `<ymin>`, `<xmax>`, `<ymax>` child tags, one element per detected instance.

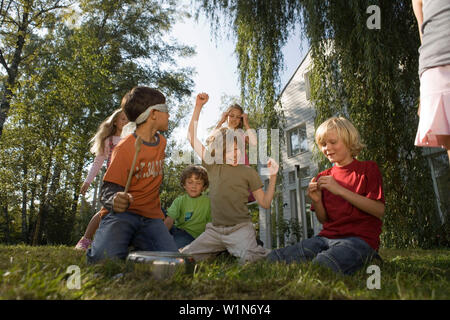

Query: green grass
<box><xmin>0</xmin><ymin>245</ymin><xmax>448</xmax><ymax>300</ymax></box>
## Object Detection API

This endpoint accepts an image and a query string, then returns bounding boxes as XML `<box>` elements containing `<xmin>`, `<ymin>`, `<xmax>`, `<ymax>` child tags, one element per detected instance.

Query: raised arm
<box><xmin>187</xmin><ymin>93</ymin><xmax>209</xmax><ymax>160</ymax></box>
<box><xmin>215</xmin><ymin>111</ymin><xmax>228</xmax><ymax>129</ymax></box>
<box><xmin>252</xmin><ymin>158</ymin><xmax>279</xmax><ymax>209</ymax></box>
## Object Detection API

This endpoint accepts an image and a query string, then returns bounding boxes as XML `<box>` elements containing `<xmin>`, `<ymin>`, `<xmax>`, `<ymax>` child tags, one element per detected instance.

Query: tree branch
<box><xmin>0</xmin><ymin>48</ymin><xmax>10</xmax><ymax>75</ymax></box>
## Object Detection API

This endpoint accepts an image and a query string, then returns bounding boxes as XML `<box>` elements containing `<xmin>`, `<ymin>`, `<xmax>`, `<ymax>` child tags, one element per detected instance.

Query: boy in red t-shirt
<box><xmin>87</xmin><ymin>86</ymin><xmax>178</xmax><ymax>263</ymax></box>
<box><xmin>267</xmin><ymin>117</ymin><xmax>385</xmax><ymax>275</ymax></box>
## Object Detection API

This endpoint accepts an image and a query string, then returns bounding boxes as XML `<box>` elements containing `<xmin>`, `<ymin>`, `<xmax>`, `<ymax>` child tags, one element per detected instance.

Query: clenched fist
<box><xmin>113</xmin><ymin>192</ymin><xmax>134</xmax><ymax>213</ymax></box>
<box><xmin>267</xmin><ymin>158</ymin><xmax>279</xmax><ymax>176</ymax></box>
<box><xmin>196</xmin><ymin>92</ymin><xmax>209</xmax><ymax>108</ymax></box>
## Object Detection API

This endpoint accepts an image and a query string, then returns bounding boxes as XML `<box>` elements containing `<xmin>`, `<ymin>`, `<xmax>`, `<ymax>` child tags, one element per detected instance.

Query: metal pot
<box><xmin>126</xmin><ymin>251</ymin><xmax>196</xmax><ymax>280</ymax></box>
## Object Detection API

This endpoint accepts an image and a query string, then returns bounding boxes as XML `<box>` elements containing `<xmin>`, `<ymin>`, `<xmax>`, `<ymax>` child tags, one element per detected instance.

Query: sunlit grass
<box><xmin>0</xmin><ymin>245</ymin><xmax>448</xmax><ymax>300</ymax></box>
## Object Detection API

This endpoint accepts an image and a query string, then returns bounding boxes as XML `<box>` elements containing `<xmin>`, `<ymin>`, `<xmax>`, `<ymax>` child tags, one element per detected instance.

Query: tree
<box><xmin>0</xmin><ymin>0</ymin><xmax>73</xmax><ymax>137</ymax></box>
<box><xmin>0</xmin><ymin>0</ymin><xmax>195</xmax><ymax>245</ymax></box>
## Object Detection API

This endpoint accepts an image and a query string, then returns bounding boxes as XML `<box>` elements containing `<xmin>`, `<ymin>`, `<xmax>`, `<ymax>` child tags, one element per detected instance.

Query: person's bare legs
<box><xmin>84</xmin><ymin>211</ymin><xmax>102</xmax><ymax>239</ymax></box>
<box><xmin>75</xmin><ymin>211</ymin><xmax>102</xmax><ymax>250</ymax></box>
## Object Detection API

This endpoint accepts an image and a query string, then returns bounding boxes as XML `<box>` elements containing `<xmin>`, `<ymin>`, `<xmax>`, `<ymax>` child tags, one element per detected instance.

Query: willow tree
<box><xmin>198</xmin><ymin>0</ymin><xmax>445</xmax><ymax>248</ymax></box>
<box><xmin>197</xmin><ymin>0</ymin><xmax>301</xmax><ymax>130</ymax></box>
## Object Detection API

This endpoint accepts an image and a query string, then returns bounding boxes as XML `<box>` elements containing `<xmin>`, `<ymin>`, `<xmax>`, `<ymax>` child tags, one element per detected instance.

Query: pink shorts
<box><xmin>415</xmin><ymin>65</ymin><xmax>450</xmax><ymax>147</ymax></box>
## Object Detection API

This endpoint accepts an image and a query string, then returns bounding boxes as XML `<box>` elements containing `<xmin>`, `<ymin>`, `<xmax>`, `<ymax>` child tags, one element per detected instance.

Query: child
<box><xmin>266</xmin><ymin>117</ymin><xmax>385</xmax><ymax>275</ymax></box>
<box><xmin>164</xmin><ymin>165</ymin><xmax>211</xmax><ymax>249</ymax></box>
<box><xmin>209</xmin><ymin>103</ymin><xmax>257</xmax><ymax>202</ymax></box>
<box><xmin>181</xmin><ymin>92</ymin><xmax>278</xmax><ymax>263</ymax></box>
<box><xmin>87</xmin><ymin>86</ymin><xmax>178</xmax><ymax>263</ymax></box>
<box><xmin>75</xmin><ymin>109</ymin><xmax>128</xmax><ymax>250</ymax></box>
<box><xmin>412</xmin><ymin>0</ymin><xmax>450</xmax><ymax>163</ymax></box>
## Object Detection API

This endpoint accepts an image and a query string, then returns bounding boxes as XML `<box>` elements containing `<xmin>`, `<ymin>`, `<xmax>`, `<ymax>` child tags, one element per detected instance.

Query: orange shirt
<box><xmin>103</xmin><ymin>133</ymin><xmax>166</xmax><ymax>219</ymax></box>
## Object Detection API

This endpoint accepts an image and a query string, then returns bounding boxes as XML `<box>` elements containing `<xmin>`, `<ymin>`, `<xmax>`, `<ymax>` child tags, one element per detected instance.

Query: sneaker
<box><xmin>75</xmin><ymin>237</ymin><xmax>92</xmax><ymax>251</ymax></box>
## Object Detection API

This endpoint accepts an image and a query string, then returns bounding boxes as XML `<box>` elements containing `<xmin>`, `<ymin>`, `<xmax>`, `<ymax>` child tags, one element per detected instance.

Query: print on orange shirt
<box><xmin>103</xmin><ymin>133</ymin><xmax>166</xmax><ymax>219</ymax></box>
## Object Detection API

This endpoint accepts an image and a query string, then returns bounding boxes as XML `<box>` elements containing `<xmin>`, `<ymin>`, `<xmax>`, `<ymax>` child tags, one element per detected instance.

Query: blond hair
<box><xmin>225</xmin><ymin>104</ymin><xmax>244</xmax><ymax>129</ymax></box>
<box><xmin>89</xmin><ymin>108</ymin><xmax>123</xmax><ymax>156</ymax></box>
<box><xmin>315</xmin><ymin>117</ymin><xmax>365</xmax><ymax>157</ymax></box>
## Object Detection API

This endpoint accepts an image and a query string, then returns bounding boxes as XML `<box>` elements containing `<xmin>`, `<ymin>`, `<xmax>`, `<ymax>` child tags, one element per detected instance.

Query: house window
<box><xmin>288</xmin><ymin>171</ymin><xmax>296</xmax><ymax>184</ymax></box>
<box><xmin>298</xmin><ymin>166</ymin><xmax>310</xmax><ymax>179</ymax></box>
<box><xmin>287</xmin><ymin>124</ymin><xmax>308</xmax><ymax>157</ymax></box>
<box><xmin>289</xmin><ymin>189</ymin><xmax>298</xmax><ymax>221</ymax></box>
<box><xmin>304</xmin><ymin>71</ymin><xmax>311</xmax><ymax>100</ymax></box>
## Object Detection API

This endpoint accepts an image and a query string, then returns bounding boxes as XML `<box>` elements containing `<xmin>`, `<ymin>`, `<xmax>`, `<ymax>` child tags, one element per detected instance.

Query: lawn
<box><xmin>0</xmin><ymin>245</ymin><xmax>448</xmax><ymax>300</ymax></box>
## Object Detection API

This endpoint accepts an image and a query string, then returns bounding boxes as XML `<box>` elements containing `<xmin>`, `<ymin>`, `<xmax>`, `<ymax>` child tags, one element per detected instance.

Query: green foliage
<box><xmin>0</xmin><ymin>0</ymin><xmax>195</xmax><ymax>245</ymax></box>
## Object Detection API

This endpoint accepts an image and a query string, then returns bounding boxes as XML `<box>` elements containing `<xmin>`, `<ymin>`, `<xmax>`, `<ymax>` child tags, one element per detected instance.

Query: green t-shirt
<box><xmin>202</xmin><ymin>162</ymin><xmax>263</xmax><ymax>226</ymax></box>
<box><xmin>167</xmin><ymin>193</ymin><xmax>211</xmax><ymax>238</ymax></box>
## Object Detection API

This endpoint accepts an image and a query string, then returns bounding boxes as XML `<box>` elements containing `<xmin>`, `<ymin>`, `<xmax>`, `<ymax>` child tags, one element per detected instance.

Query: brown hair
<box><xmin>120</xmin><ymin>86</ymin><xmax>165</xmax><ymax>123</ymax></box>
<box><xmin>180</xmin><ymin>165</ymin><xmax>209</xmax><ymax>189</ymax></box>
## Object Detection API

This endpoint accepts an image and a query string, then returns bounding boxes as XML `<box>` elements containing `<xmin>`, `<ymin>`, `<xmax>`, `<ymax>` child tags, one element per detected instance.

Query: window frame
<box><xmin>287</xmin><ymin>124</ymin><xmax>308</xmax><ymax>157</ymax></box>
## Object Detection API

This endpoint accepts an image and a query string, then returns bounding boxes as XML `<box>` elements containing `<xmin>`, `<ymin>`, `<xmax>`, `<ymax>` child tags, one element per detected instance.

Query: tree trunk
<box><xmin>28</xmin><ymin>175</ymin><xmax>37</xmax><ymax>244</ymax></box>
<box><xmin>33</xmin><ymin>162</ymin><xmax>62</xmax><ymax>245</ymax></box>
<box><xmin>2</xmin><ymin>202</ymin><xmax>10</xmax><ymax>244</ymax></box>
<box><xmin>0</xmin><ymin>10</ymin><xmax>29</xmax><ymax>137</ymax></box>
<box><xmin>32</xmin><ymin>161</ymin><xmax>52</xmax><ymax>246</ymax></box>
<box><xmin>21</xmin><ymin>183</ymin><xmax>28</xmax><ymax>243</ymax></box>
<box><xmin>21</xmin><ymin>158</ymin><xmax>29</xmax><ymax>242</ymax></box>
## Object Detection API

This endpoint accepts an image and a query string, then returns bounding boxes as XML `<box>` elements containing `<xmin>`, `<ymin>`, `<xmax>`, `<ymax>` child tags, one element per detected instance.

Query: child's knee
<box><xmin>312</xmin><ymin>252</ymin><xmax>342</xmax><ymax>273</ymax></box>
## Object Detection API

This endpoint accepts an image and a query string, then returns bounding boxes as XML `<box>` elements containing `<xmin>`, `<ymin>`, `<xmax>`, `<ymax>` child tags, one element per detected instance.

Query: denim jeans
<box><xmin>266</xmin><ymin>236</ymin><xmax>376</xmax><ymax>275</ymax></box>
<box><xmin>87</xmin><ymin>211</ymin><xmax>178</xmax><ymax>263</ymax></box>
<box><xmin>170</xmin><ymin>226</ymin><xmax>195</xmax><ymax>249</ymax></box>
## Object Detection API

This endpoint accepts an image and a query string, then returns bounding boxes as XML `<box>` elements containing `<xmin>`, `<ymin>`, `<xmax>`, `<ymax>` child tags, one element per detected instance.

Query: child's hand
<box><xmin>80</xmin><ymin>182</ymin><xmax>90</xmax><ymax>195</ymax></box>
<box><xmin>307</xmin><ymin>177</ymin><xmax>322</xmax><ymax>203</ymax></box>
<box><xmin>113</xmin><ymin>192</ymin><xmax>134</xmax><ymax>213</ymax></box>
<box><xmin>317</xmin><ymin>175</ymin><xmax>342</xmax><ymax>196</ymax></box>
<box><xmin>220</xmin><ymin>111</ymin><xmax>228</xmax><ymax>124</ymax></box>
<box><xmin>267</xmin><ymin>158</ymin><xmax>279</xmax><ymax>176</ymax></box>
<box><xmin>196</xmin><ymin>93</ymin><xmax>209</xmax><ymax>108</ymax></box>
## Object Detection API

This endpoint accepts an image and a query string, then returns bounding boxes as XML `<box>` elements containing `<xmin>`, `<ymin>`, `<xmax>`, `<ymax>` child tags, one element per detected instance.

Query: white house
<box><xmin>259</xmin><ymin>50</ymin><xmax>322</xmax><ymax>248</ymax></box>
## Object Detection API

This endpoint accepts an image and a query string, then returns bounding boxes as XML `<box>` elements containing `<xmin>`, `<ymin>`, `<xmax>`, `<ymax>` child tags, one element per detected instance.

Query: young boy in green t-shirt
<box><xmin>164</xmin><ymin>165</ymin><xmax>211</xmax><ymax>249</ymax></box>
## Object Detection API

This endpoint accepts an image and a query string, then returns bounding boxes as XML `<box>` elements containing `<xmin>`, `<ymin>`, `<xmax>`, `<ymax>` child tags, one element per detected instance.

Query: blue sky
<box><xmin>169</xmin><ymin>7</ymin><xmax>307</xmax><ymax>145</ymax></box>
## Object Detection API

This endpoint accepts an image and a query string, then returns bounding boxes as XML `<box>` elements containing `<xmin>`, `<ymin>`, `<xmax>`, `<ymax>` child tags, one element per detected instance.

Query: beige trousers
<box><xmin>180</xmin><ymin>222</ymin><xmax>270</xmax><ymax>263</ymax></box>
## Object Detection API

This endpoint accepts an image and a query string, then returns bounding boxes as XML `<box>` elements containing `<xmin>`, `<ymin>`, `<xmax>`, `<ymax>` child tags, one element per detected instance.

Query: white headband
<box><xmin>121</xmin><ymin>103</ymin><xmax>168</xmax><ymax>138</ymax></box>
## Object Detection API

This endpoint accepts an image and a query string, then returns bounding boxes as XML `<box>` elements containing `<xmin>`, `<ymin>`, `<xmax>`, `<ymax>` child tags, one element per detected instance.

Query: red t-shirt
<box><xmin>103</xmin><ymin>133</ymin><xmax>166</xmax><ymax>219</ymax></box>
<box><xmin>312</xmin><ymin>159</ymin><xmax>385</xmax><ymax>250</ymax></box>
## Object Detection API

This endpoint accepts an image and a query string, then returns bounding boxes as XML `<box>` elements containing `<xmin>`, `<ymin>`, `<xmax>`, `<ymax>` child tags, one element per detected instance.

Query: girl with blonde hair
<box><xmin>75</xmin><ymin>108</ymin><xmax>129</xmax><ymax>250</ymax></box>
